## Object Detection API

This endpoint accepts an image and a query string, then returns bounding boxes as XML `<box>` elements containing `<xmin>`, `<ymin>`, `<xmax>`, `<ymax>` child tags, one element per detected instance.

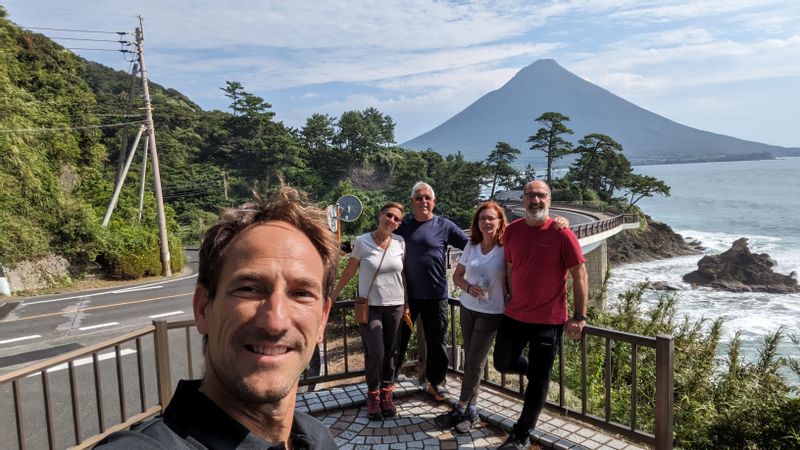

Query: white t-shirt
<box><xmin>351</xmin><ymin>233</ymin><xmax>406</xmax><ymax>306</ymax></box>
<box><xmin>458</xmin><ymin>242</ymin><xmax>507</xmax><ymax>314</ymax></box>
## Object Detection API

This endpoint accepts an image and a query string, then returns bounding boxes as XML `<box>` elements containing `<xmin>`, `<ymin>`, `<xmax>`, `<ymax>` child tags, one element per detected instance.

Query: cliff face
<box><xmin>608</xmin><ymin>219</ymin><xmax>702</xmax><ymax>265</ymax></box>
<box><xmin>683</xmin><ymin>238</ymin><xmax>799</xmax><ymax>294</ymax></box>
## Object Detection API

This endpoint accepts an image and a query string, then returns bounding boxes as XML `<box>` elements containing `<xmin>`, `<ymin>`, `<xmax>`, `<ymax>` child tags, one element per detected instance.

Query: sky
<box><xmin>3</xmin><ymin>0</ymin><xmax>799</xmax><ymax>148</ymax></box>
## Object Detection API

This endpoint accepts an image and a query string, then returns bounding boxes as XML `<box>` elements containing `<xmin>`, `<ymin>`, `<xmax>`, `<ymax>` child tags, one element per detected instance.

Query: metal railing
<box><xmin>0</xmin><ymin>326</ymin><xmax>163</xmax><ymax>450</ymax></box>
<box><xmin>447</xmin><ymin>298</ymin><xmax>673</xmax><ymax>448</ymax></box>
<box><xmin>1</xmin><ymin>299</ymin><xmax>672</xmax><ymax>450</ymax></box>
<box><xmin>570</xmin><ymin>213</ymin><xmax>639</xmax><ymax>239</ymax></box>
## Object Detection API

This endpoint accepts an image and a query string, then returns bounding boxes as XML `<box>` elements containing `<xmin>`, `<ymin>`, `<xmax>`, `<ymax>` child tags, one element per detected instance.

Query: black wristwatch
<box><xmin>572</xmin><ymin>313</ymin><xmax>588</xmax><ymax>322</ymax></box>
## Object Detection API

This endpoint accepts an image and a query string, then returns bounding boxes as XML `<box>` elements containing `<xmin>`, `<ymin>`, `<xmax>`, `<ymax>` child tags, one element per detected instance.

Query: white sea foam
<box><xmin>608</xmin><ymin>159</ymin><xmax>800</xmax><ymax>384</ymax></box>
<box><xmin>608</xmin><ymin>230</ymin><xmax>799</xmax><ymax>375</ymax></box>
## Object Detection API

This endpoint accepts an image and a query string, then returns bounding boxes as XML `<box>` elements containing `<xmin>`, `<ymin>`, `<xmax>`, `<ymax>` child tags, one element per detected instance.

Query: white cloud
<box><xmin>4</xmin><ymin>0</ymin><xmax>799</xmax><ymax>146</ymax></box>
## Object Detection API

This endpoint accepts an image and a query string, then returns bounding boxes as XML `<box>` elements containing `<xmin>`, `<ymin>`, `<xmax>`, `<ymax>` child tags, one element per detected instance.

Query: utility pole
<box><xmin>102</xmin><ymin>125</ymin><xmax>145</xmax><ymax>226</ymax></box>
<box><xmin>115</xmin><ymin>63</ymin><xmax>139</xmax><ymax>185</ymax></box>
<box><xmin>222</xmin><ymin>168</ymin><xmax>228</xmax><ymax>201</ymax></box>
<box><xmin>137</xmin><ymin>137</ymin><xmax>149</xmax><ymax>222</ymax></box>
<box><xmin>136</xmin><ymin>17</ymin><xmax>171</xmax><ymax>276</ymax></box>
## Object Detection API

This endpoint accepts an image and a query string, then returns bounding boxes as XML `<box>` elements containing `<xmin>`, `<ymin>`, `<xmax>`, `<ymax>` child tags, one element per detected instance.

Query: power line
<box><xmin>0</xmin><ymin>120</ymin><xmax>146</xmax><ymax>133</ymax></box>
<box><xmin>65</xmin><ymin>47</ymin><xmax>136</xmax><ymax>53</ymax></box>
<box><xmin>22</xmin><ymin>26</ymin><xmax>129</xmax><ymax>35</ymax></box>
<box><xmin>48</xmin><ymin>36</ymin><xmax>131</xmax><ymax>43</ymax></box>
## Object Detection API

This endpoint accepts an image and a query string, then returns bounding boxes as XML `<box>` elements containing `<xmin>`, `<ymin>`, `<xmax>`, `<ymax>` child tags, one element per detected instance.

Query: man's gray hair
<box><xmin>524</xmin><ymin>179</ymin><xmax>551</xmax><ymax>194</ymax></box>
<box><xmin>410</xmin><ymin>181</ymin><xmax>436</xmax><ymax>200</ymax></box>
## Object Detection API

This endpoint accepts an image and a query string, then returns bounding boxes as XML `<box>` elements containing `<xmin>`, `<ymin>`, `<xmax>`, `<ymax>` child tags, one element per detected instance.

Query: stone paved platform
<box><xmin>295</xmin><ymin>376</ymin><xmax>649</xmax><ymax>450</ymax></box>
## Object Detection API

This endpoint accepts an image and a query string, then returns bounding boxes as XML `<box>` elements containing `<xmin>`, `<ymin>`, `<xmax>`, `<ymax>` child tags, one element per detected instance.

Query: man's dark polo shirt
<box><xmin>94</xmin><ymin>380</ymin><xmax>337</xmax><ymax>450</ymax></box>
<box><xmin>395</xmin><ymin>214</ymin><xmax>468</xmax><ymax>299</ymax></box>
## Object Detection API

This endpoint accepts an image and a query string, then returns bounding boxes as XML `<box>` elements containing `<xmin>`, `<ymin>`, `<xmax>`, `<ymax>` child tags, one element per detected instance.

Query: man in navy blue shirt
<box><xmin>394</xmin><ymin>181</ymin><xmax>468</xmax><ymax>401</ymax></box>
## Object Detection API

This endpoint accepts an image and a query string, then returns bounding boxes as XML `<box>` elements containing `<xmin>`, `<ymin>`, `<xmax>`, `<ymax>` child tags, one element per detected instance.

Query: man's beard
<box><xmin>526</xmin><ymin>206</ymin><xmax>548</xmax><ymax>222</ymax></box>
<box><xmin>232</xmin><ymin>375</ymin><xmax>294</xmax><ymax>405</ymax></box>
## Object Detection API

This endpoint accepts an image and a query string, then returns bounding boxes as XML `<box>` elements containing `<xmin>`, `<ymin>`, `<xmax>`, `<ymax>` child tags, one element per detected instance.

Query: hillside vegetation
<box><xmin>0</xmin><ymin>9</ymin><xmax>184</xmax><ymax>277</ymax></box>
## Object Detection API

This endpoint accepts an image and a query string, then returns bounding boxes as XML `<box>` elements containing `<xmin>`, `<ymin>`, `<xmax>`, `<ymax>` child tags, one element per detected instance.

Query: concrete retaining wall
<box><xmin>1</xmin><ymin>254</ymin><xmax>71</xmax><ymax>295</ymax></box>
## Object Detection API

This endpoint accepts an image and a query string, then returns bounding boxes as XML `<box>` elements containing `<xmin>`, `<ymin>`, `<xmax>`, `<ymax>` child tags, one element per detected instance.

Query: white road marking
<box><xmin>112</xmin><ymin>285</ymin><xmax>163</xmax><ymax>294</ymax></box>
<box><xmin>26</xmin><ymin>349</ymin><xmax>137</xmax><ymax>377</ymax></box>
<box><xmin>78</xmin><ymin>321</ymin><xmax>119</xmax><ymax>331</ymax></box>
<box><xmin>24</xmin><ymin>274</ymin><xmax>197</xmax><ymax>306</ymax></box>
<box><xmin>0</xmin><ymin>334</ymin><xmax>41</xmax><ymax>345</ymax></box>
<box><xmin>149</xmin><ymin>310</ymin><xmax>184</xmax><ymax>319</ymax></box>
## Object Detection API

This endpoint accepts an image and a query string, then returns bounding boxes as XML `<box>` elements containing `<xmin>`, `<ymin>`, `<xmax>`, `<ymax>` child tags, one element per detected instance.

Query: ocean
<box><xmin>606</xmin><ymin>158</ymin><xmax>800</xmax><ymax>378</ymax></box>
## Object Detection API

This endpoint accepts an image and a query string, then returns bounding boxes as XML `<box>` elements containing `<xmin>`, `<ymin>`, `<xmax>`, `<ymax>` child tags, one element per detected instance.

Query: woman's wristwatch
<box><xmin>572</xmin><ymin>313</ymin><xmax>588</xmax><ymax>322</ymax></box>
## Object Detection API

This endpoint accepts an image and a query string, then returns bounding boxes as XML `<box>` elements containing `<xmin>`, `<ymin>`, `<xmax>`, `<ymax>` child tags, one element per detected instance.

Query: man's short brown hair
<box><xmin>197</xmin><ymin>186</ymin><xmax>341</xmax><ymax>301</ymax></box>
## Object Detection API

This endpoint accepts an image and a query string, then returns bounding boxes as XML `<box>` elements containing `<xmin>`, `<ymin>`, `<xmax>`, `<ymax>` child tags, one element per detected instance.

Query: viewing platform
<box><xmin>0</xmin><ymin>203</ymin><xmax>666</xmax><ymax>450</ymax></box>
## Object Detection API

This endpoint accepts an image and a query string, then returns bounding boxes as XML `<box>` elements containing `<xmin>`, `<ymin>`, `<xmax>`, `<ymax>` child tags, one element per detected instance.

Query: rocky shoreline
<box><xmin>607</xmin><ymin>216</ymin><xmax>703</xmax><ymax>265</ymax></box>
<box><xmin>608</xmin><ymin>218</ymin><xmax>799</xmax><ymax>294</ymax></box>
<box><xmin>683</xmin><ymin>238</ymin><xmax>799</xmax><ymax>294</ymax></box>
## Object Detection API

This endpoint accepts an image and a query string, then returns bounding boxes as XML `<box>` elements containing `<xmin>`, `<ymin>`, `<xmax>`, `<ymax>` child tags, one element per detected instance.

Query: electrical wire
<box><xmin>65</xmin><ymin>47</ymin><xmax>135</xmax><ymax>53</ymax></box>
<box><xmin>49</xmin><ymin>36</ymin><xmax>132</xmax><ymax>44</ymax></box>
<box><xmin>22</xmin><ymin>26</ymin><xmax>128</xmax><ymax>35</ymax></box>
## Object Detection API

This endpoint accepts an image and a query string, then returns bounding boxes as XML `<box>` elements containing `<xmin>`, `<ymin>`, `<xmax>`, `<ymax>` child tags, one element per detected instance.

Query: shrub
<box><xmin>97</xmin><ymin>223</ymin><xmax>184</xmax><ymax>279</ymax></box>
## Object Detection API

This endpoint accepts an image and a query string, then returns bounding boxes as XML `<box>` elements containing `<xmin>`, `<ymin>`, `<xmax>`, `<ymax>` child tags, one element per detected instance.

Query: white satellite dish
<box><xmin>325</xmin><ymin>205</ymin><xmax>338</xmax><ymax>233</ymax></box>
<box><xmin>336</xmin><ymin>195</ymin><xmax>362</xmax><ymax>222</ymax></box>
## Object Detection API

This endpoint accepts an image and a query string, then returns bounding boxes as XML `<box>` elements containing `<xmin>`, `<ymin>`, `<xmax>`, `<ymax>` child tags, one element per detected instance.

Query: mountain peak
<box><xmin>402</xmin><ymin>60</ymin><xmax>793</xmax><ymax>164</ymax></box>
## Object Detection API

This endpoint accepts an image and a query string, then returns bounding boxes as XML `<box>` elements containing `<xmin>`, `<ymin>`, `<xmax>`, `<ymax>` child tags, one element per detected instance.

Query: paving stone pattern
<box><xmin>295</xmin><ymin>376</ymin><xmax>649</xmax><ymax>450</ymax></box>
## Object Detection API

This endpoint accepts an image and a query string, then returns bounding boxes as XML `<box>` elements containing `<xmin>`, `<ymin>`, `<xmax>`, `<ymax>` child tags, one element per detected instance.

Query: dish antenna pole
<box><xmin>335</xmin><ymin>195</ymin><xmax>363</xmax><ymax>241</ymax></box>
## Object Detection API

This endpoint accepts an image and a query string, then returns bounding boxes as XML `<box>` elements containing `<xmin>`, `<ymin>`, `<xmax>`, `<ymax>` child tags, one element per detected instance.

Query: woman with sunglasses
<box><xmin>332</xmin><ymin>202</ymin><xmax>408</xmax><ymax>420</ymax></box>
<box><xmin>434</xmin><ymin>201</ymin><xmax>568</xmax><ymax>433</ymax></box>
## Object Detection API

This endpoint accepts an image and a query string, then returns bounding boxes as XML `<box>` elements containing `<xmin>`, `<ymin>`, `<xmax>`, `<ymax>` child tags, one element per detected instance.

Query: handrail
<box><xmin>0</xmin><ymin>325</ymin><xmax>156</xmax><ymax>383</ymax></box>
<box><xmin>2</xmin><ymin>298</ymin><xmax>671</xmax><ymax>450</ymax></box>
<box><xmin>445</xmin><ymin>298</ymin><xmax>673</xmax><ymax>448</ymax></box>
<box><xmin>570</xmin><ymin>213</ymin><xmax>639</xmax><ymax>239</ymax></box>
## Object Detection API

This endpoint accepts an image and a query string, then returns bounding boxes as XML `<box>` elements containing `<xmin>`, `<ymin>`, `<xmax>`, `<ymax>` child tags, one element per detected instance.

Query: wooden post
<box><xmin>153</xmin><ymin>320</ymin><xmax>173</xmax><ymax>412</ymax></box>
<box><xmin>655</xmin><ymin>334</ymin><xmax>674</xmax><ymax>450</ymax></box>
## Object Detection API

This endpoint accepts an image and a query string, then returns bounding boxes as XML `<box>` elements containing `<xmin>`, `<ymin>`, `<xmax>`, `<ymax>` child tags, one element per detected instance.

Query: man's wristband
<box><xmin>466</xmin><ymin>284</ymin><xmax>473</xmax><ymax>293</ymax></box>
<box><xmin>572</xmin><ymin>313</ymin><xmax>588</xmax><ymax>322</ymax></box>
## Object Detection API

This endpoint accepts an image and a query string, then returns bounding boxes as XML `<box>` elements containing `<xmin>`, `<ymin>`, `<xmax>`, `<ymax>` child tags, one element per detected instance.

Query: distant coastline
<box><xmin>511</xmin><ymin>151</ymin><xmax>800</xmax><ymax>172</ymax></box>
<box><xmin>631</xmin><ymin>151</ymin><xmax>782</xmax><ymax>167</ymax></box>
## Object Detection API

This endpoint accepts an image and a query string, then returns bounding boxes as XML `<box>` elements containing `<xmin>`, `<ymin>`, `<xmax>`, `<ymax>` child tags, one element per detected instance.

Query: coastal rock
<box><xmin>647</xmin><ymin>281</ymin><xmax>682</xmax><ymax>291</ymax></box>
<box><xmin>683</xmin><ymin>238</ymin><xmax>800</xmax><ymax>294</ymax></box>
<box><xmin>608</xmin><ymin>217</ymin><xmax>702</xmax><ymax>265</ymax></box>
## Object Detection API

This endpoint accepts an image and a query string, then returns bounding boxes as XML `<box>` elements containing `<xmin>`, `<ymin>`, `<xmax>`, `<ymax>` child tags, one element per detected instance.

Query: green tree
<box><xmin>485</xmin><ymin>141</ymin><xmax>520</xmax><ymax>199</ymax></box>
<box><xmin>571</xmin><ymin>133</ymin><xmax>623</xmax><ymax>193</ymax></box>
<box><xmin>302</xmin><ymin>113</ymin><xmax>336</xmax><ymax>153</ymax></box>
<box><xmin>527</xmin><ymin>112</ymin><xmax>574</xmax><ymax>184</ymax></box>
<box><xmin>621</xmin><ymin>174</ymin><xmax>670</xmax><ymax>209</ymax></box>
<box><xmin>220</xmin><ymin>81</ymin><xmax>245</xmax><ymax>116</ymax></box>
<box><xmin>333</xmin><ymin>108</ymin><xmax>395</xmax><ymax>163</ymax></box>
<box><xmin>509</xmin><ymin>163</ymin><xmax>536</xmax><ymax>190</ymax></box>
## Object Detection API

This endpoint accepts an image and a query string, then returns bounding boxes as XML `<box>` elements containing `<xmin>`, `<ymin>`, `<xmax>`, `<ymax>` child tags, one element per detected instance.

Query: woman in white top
<box><xmin>435</xmin><ymin>201</ymin><xmax>567</xmax><ymax>433</ymax></box>
<box><xmin>332</xmin><ymin>202</ymin><xmax>407</xmax><ymax>420</ymax></box>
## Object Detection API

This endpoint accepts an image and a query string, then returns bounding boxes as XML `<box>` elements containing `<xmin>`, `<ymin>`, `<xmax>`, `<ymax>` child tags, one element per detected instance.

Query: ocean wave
<box><xmin>675</xmin><ymin>228</ymin><xmax>799</xmax><ymax>274</ymax></box>
<box><xmin>607</xmin><ymin>232</ymin><xmax>799</xmax><ymax>367</ymax></box>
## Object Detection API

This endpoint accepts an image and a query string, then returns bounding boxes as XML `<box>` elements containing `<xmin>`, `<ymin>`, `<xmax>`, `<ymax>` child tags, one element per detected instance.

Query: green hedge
<box><xmin>97</xmin><ymin>223</ymin><xmax>184</xmax><ymax>279</ymax></box>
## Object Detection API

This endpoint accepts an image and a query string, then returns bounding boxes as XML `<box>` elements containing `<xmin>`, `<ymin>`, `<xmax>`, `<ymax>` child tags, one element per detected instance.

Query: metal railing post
<box><xmin>153</xmin><ymin>320</ymin><xmax>173</xmax><ymax>412</ymax></box>
<box><xmin>655</xmin><ymin>334</ymin><xmax>674</xmax><ymax>450</ymax></box>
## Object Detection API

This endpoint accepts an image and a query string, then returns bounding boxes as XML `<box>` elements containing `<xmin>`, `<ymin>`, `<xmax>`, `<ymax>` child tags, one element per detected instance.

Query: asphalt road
<box><xmin>0</xmin><ymin>251</ymin><xmax>200</xmax><ymax>373</ymax></box>
<box><xmin>0</xmin><ymin>250</ymin><xmax>204</xmax><ymax>449</ymax></box>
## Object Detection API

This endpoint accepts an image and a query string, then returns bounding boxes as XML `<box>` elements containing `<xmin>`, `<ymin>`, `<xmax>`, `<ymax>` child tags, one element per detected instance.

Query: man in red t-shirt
<box><xmin>494</xmin><ymin>180</ymin><xmax>588</xmax><ymax>450</ymax></box>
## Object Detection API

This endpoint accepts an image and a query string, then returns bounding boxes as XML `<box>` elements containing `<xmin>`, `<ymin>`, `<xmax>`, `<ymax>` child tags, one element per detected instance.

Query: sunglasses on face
<box><xmin>384</xmin><ymin>212</ymin><xmax>402</xmax><ymax>223</ymax></box>
<box><xmin>523</xmin><ymin>192</ymin><xmax>548</xmax><ymax>199</ymax></box>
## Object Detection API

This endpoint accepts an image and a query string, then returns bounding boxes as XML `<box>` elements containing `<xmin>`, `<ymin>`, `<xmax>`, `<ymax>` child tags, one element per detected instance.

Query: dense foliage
<box><xmin>0</xmin><ymin>12</ymin><xmax>184</xmax><ymax>277</ymax></box>
<box><xmin>558</xmin><ymin>284</ymin><xmax>800</xmax><ymax>449</ymax></box>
